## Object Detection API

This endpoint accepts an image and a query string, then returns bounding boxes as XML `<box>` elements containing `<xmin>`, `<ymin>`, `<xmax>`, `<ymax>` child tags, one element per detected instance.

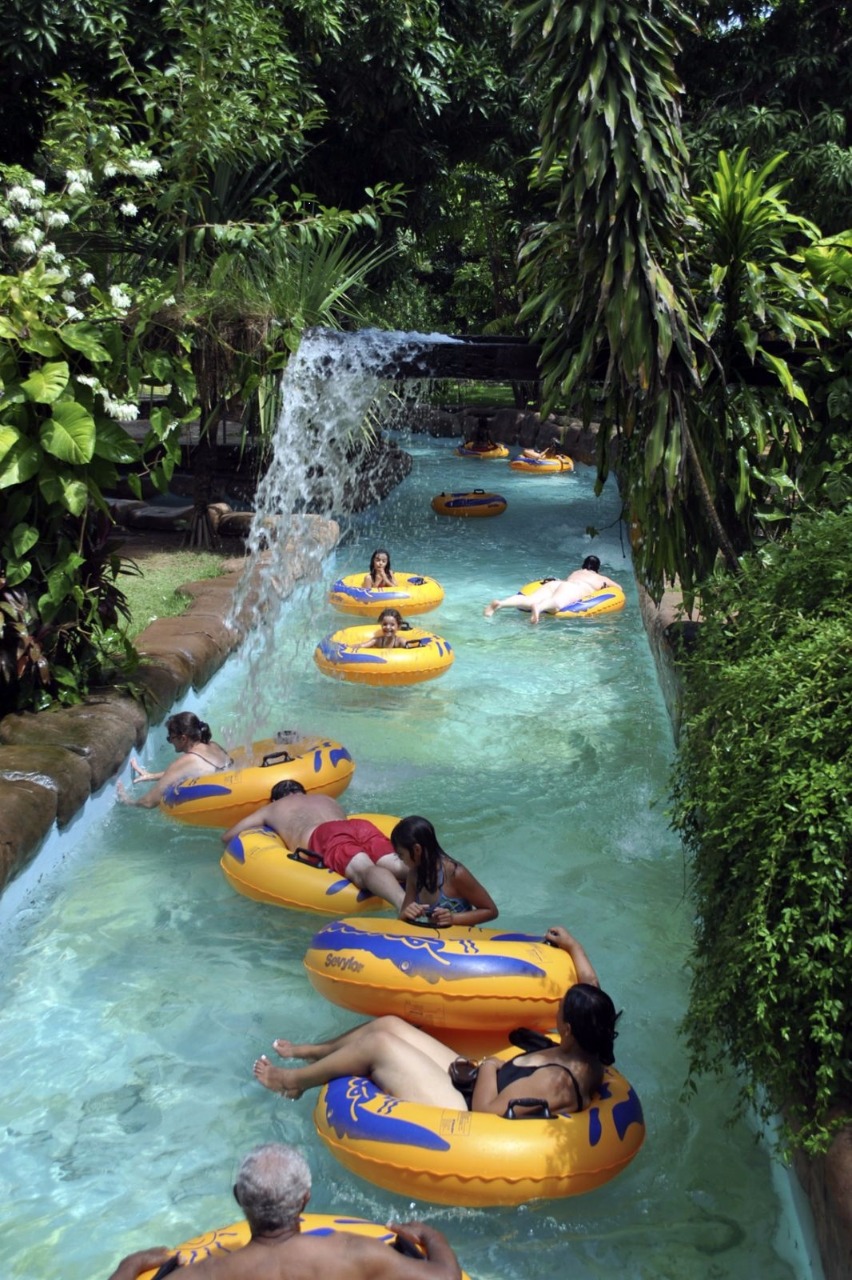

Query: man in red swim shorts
<box><xmin>221</xmin><ymin>781</ymin><xmax>406</xmax><ymax>909</ymax></box>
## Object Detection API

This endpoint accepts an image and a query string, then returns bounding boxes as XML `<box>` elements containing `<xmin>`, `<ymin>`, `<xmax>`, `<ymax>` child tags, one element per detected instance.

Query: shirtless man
<box><xmin>484</xmin><ymin>555</ymin><xmax>620</xmax><ymax>624</ymax></box>
<box><xmin>107</xmin><ymin>1143</ymin><xmax>461</xmax><ymax>1280</ymax></box>
<box><xmin>221</xmin><ymin>781</ymin><xmax>406</xmax><ymax>909</ymax></box>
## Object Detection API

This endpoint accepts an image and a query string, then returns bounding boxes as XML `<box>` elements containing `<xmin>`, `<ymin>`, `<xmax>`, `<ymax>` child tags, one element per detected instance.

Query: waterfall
<box><xmin>225</xmin><ymin>326</ymin><xmax>459</xmax><ymax>740</ymax></box>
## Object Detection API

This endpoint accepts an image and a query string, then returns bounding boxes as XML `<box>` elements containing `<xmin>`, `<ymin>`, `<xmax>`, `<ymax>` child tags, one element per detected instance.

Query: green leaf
<box><xmin>0</xmin><ymin>424</ymin><xmax>23</xmax><ymax>465</ymax></box>
<box><xmin>21</xmin><ymin>361</ymin><xmax>70</xmax><ymax>405</ymax></box>
<box><xmin>0</xmin><ymin>438</ymin><xmax>42</xmax><ymax>489</ymax></box>
<box><xmin>40</xmin><ymin>402</ymin><xmax>96</xmax><ymax>464</ymax></box>
<box><xmin>61</xmin><ymin>323</ymin><xmax>112</xmax><ymax>363</ymax></box>
<box><xmin>93</xmin><ymin>420</ymin><xmax>140</xmax><ymax>464</ymax></box>
<box><xmin>11</xmin><ymin>523</ymin><xmax>39</xmax><ymax>557</ymax></box>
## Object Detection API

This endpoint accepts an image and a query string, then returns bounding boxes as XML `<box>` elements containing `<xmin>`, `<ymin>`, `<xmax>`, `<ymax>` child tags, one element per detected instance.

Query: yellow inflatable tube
<box><xmin>509</xmin><ymin>454</ymin><xmax>574</xmax><ymax>473</ymax></box>
<box><xmin>329</xmin><ymin>572</ymin><xmax>444</xmax><ymax>618</ymax></box>
<box><xmin>314</xmin><ymin>625</ymin><xmax>454</xmax><ymax>686</ymax></box>
<box><xmin>304</xmin><ymin>918</ymin><xmax>576</xmax><ymax>1034</ymax></box>
<box><xmin>314</xmin><ymin>1051</ymin><xmax>645</xmax><ymax>1206</ymax></box>
<box><xmin>455</xmin><ymin>442</ymin><xmax>510</xmax><ymax>459</ymax></box>
<box><xmin>518</xmin><ymin>579</ymin><xmax>626</xmax><ymax>618</ymax></box>
<box><xmin>137</xmin><ymin>1214</ymin><xmax>472</xmax><ymax>1279</ymax></box>
<box><xmin>220</xmin><ymin>813</ymin><xmax>399</xmax><ymax>915</ymax></box>
<box><xmin>431</xmin><ymin>489</ymin><xmax>507</xmax><ymax>517</ymax></box>
<box><xmin>161</xmin><ymin>735</ymin><xmax>355</xmax><ymax>828</ymax></box>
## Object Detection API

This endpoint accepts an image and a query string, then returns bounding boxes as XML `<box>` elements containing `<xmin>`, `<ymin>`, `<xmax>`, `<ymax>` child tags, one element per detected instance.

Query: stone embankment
<box><xmin>0</xmin><ymin>513</ymin><xmax>339</xmax><ymax>895</ymax></box>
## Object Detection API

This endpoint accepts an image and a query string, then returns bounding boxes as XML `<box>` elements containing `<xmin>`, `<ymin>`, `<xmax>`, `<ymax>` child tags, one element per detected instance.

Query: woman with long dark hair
<box><xmin>253</xmin><ymin>926</ymin><xmax>619</xmax><ymax>1115</ymax></box>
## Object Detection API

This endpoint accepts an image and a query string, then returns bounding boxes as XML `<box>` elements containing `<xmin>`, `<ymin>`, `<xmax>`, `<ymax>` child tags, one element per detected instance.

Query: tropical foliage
<box><xmin>514</xmin><ymin>0</ymin><xmax>852</xmax><ymax>602</ymax></box>
<box><xmin>671</xmin><ymin>510</ymin><xmax>852</xmax><ymax>1154</ymax></box>
<box><xmin>681</xmin><ymin>1</ymin><xmax>852</xmax><ymax>234</ymax></box>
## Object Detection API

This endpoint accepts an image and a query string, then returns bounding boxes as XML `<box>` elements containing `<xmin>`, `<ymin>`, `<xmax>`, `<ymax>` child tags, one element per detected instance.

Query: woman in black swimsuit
<box><xmin>253</xmin><ymin>925</ymin><xmax>619</xmax><ymax>1114</ymax></box>
<box><xmin>117</xmin><ymin>710</ymin><xmax>233</xmax><ymax>808</ymax></box>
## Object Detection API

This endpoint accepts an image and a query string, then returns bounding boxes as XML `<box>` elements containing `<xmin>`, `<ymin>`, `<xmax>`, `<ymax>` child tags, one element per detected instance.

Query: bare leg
<box><xmin>484</xmin><ymin>593</ymin><xmax>532</xmax><ymax>617</ymax></box>
<box><xmin>255</xmin><ymin>1019</ymin><xmax>464</xmax><ymax>1108</ymax></box>
<box><xmin>274</xmin><ymin>1016</ymin><xmax>388</xmax><ymax>1063</ymax></box>
<box><xmin>346</xmin><ymin>851</ymin><xmax>405</xmax><ymax>909</ymax></box>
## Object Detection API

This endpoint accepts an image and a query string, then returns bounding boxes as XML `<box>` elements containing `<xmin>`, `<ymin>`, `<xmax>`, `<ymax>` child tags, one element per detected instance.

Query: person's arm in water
<box><xmin>384</xmin><ymin>1222</ymin><xmax>463</xmax><ymax>1280</ymax></box>
<box><xmin>221</xmin><ymin>803</ymin><xmax>274</xmax><ymax>846</ymax></box>
<box><xmin>544</xmin><ymin>925</ymin><xmax>600</xmax><ymax>986</ymax></box>
<box><xmin>106</xmin><ymin>1246</ymin><xmax>173</xmax><ymax>1280</ymax></box>
<box><xmin>116</xmin><ymin>755</ymin><xmax>199</xmax><ymax>808</ymax></box>
<box><xmin>129</xmin><ymin>757</ymin><xmax>165</xmax><ymax>783</ymax></box>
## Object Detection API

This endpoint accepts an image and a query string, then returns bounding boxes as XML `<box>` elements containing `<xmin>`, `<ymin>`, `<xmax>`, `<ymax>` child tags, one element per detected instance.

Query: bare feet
<box><xmin>272</xmin><ymin>1038</ymin><xmax>320</xmax><ymax>1061</ymax></box>
<box><xmin>484</xmin><ymin>601</ymin><xmax>500</xmax><ymax>617</ymax></box>
<box><xmin>530</xmin><ymin>608</ymin><xmax>540</xmax><ymax>624</ymax></box>
<box><xmin>253</xmin><ymin>1054</ymin><xmax>303</xmax><ymax>1099</ymax></box>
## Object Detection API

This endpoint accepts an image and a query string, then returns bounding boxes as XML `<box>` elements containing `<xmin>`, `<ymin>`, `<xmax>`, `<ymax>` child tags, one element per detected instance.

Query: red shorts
<box><xmin>311</xmin><ymin>819</ymin><xmax>394</xmax><ymax>876</ymax></box>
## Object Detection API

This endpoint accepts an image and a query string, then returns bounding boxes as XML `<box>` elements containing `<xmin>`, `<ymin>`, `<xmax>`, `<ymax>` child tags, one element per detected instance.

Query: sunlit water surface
<box><xmin>0</xmin><ymin>439</ymin><xmax>822</xmax><ymax>1280</ymax></box>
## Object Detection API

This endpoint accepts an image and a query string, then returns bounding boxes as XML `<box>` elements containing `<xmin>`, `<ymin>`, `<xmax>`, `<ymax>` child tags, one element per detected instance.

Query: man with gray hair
<box><xmin>108</xmin><ymin>1142</ymin><xmax>462</xmax><ymax>1280</ymax></box>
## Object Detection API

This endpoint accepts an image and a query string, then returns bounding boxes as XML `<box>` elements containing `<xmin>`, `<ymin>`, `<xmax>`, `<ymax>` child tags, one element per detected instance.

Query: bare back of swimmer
<box><xmin>221</xmin><ymin>785</ymin><xmax>406</xmax><ymax>908</ymax></box>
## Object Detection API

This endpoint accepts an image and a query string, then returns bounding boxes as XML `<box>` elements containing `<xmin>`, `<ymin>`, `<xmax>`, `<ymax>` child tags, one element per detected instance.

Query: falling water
<box><xmin>225</xmin><ymin>326</ymin><xmax>459</xmax><ymax>739</ymax></box>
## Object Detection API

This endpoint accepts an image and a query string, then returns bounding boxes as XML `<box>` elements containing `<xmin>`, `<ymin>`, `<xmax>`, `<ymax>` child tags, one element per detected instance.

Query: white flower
<box><xmin>64</xmin><ymin>305</ymin><xmax>84</xmax><ymax>320</ymax></box>
<box><xmin>109</xmin><ymin>285</ymin><xmax>132</xmax><ymax>311</ymax></box>
<box><xmin>7</xmin><ymin>185</ymin><xmax>31</xmax><ymax>207</ymax></box>
<box><xmin>76</xmin><ymin>374</ymin><xmax>101</xmax><ymax>389</ymax></box>
<box><xmin>2</xmin><ymin>213</ymin><xmax>20</xmax><ymax>229</ymax></box>
<box><xmin>103</xmin><ymin>163</ymin><xmax>118</xmax><ymax>178</ymax></box>
<box><xmin>14</xmin><ymin>235</ymin><xmax>38</xmax><ymax>254</ymax></box>
<box><xmin>46</xmin><ymin>210</ymin><xmax>70</xmax><ymax>228</ymax></box>
<box><xmin>30</xmin><ymin>226</ymin><xmax>44</xmax><ymax>244</ymax></box>
<box><xmin>161</xmin><ymin>295</ymin><xmax>176</xmax><ymax>306</ymax></box>
<box><xmin>119</xmin><ymin>201</ymin><xmax>138</xmax><ymax>217</ymax></box>
<box><xmin>31</xmin><ymin>179</ymin><xmax>46</xmax><ymax>194</ymax></box>
<box><xmin>127</xmin><ymin>157</ymin><xmax>161</xmax><ymax>177</ymax></box>
<box><xmin>65</xmin><ymin>168</ymin><xmax>92</xmax><ymax>187</ymax></box>
<box><xmin>80</xmin><ymin>272</ymin><xmax>95</xmax><ymax>286</ymax></box>
<box><xmin>104</xmin><ymin>399</ymin><xmax>139</xmax><ymax>421</ymax></box>
<box><xmin>62</xmin><ymin>289</ymin><xmax>77</xmax><ymax>303</ymax></box>
<box><xmin>67</xmin><ymin>181</ymin><xmax>86</xmax><ymax>197</ymax></box>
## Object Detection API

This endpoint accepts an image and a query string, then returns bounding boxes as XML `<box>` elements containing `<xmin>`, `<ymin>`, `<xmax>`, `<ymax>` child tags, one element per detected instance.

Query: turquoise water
<box><xmin>0</xmin><ymin>438</ymin><xmax>821</xmax><ymax>1280</ymax></box>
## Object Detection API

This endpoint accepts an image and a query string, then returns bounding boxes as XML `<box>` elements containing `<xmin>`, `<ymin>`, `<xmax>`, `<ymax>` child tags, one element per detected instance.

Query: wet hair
<box><xmin>270</xmin><ymin>779</ymin><xmax>306</xmax><ymax>801</ymax></box>
<box><xmin>368</xmin><ymin>548</ymin><xmax>393</xmax><ymax>582</ymax></box>
<box><xmin>166</xmin><ymin>711</ymin><xmax>211</xmax><ymax>743</ymax></box>
<box><xmin>581</xmin><ymin>555</ymin><xmax>601</xmax><ymax>573</ymax></box>
<box><xmin>562</xmin><ymin>983</ymin><xmax>620</xmax><ymax>1065</ymax></box>
<box><xmin>233</xmin><ymin>1143</ymin><xmax>311</xmax><ymax>1234</ymax></box>
<box><xmin>377</xmin><ymin>607</ymin><xmax>403</xmax><ymax>625</ymax></box>
<box><xmin>391</xmin><ymin>815</ymin><xmax>452</xmax><ymax>895</ymax></box>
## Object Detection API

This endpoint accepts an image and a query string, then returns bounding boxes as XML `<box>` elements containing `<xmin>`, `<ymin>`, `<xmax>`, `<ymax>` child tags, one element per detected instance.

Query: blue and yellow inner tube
<box><xmin>518</xmin><ymin>579</ymin><xmax>626</xmax><ymax>618</ymax></box>
<box><xmin>220</xmin><ymin>813</ymin><xmax>398</xmax><ymax>914</ymax></box>
<box><xmin>161</xmin><ymin>735</ymin><xmax>355</xmax><ymax>828</ymax></box>
<box><xmin>304</xmin><ymin>917</ymin><xmax>576</xmax><ymax>1035</ymax></box>
<box><xmin>313</xmin><ymin>1049</ymin><xmax>645</xmax><ymax>1206</ymax></box>
<box><xmin>329</xmin><ymin>572</ymin><xmax>444</xmax><ymax>618</ymax></box>
<box><xmin>431</xmin><ymin>489</ymin><xmax>507</xmax><ymax>517</ymax></box>
<box><xmin>509</xmin><ymin>454</ymin><xmax>574</xmax><ymax>473</ymax></box>
<box><xmin>455</xmin><ymin>442</ymin><xmax>510</xmax><ymax>459</ymax></box>
<box><xmin>136</xmin><ymin>1214</ymin><xmax>472</xmax><ymax>1279</ymax></box>
<box><xmin>314</xmin><ymin>625</ymin><xmax>454</xmax><ymax>685</ymax></box>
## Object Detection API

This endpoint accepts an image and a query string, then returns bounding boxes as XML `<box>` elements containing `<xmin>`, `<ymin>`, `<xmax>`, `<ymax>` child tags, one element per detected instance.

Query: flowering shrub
<box><xmin>0</xmin><ymin>163</ymin><xmax>194</xmax><ymax>710</ymax></box>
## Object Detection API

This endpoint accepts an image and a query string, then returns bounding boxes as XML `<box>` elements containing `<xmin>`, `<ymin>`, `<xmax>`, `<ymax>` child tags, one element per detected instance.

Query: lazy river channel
<box><xmin>0</xmin><ymin>434</ymin><xmax>823</xmax><ymax>1279</ymax></box>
